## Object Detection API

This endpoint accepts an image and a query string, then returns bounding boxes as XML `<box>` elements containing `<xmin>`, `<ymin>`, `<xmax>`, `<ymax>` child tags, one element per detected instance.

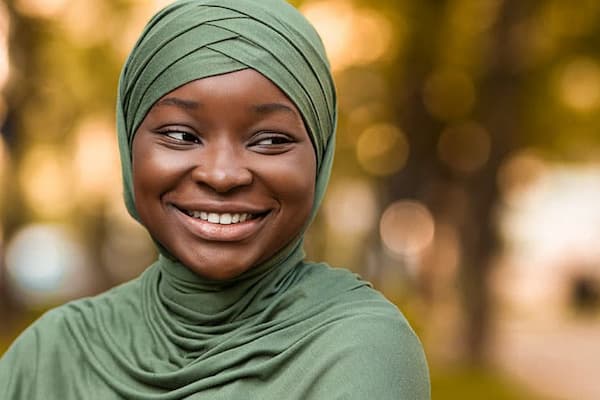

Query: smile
<box><xmin>182</xmin><ymin>210</ymin><xmax>257</xmax><ymax>225</ymax></box>
<box><xmin>172</xmin><ymin>205</ymin><xmax>270</xmax><ymax>242</ymax></box>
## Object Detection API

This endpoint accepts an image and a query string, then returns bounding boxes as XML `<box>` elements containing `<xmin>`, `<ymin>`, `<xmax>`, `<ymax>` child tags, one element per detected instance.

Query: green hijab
<box><xmin>118</xmin><ymin>0</ymin><xmax>335</xmax><ymax>224</ymax></box>
<box><xmin>117</xmin><ymin>0</ymin><xmax>336</xmax><ymax>277</ymax></box>
<box><xmin>0</xmin><ymin>1</ymin><xmax>430</xmax><ymax>398</ymax></box>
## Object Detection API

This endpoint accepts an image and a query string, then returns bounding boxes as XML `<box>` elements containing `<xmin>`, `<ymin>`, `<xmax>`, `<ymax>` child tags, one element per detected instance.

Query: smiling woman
<box><xmin>132</xmin><ymin>70</ymin><xmax>316</xmax><ymax>280</ymax></box>
<box><xmin>0</xmin><ymin>0</ymin><xmax>430</xmax><ymax>399</ymax></box>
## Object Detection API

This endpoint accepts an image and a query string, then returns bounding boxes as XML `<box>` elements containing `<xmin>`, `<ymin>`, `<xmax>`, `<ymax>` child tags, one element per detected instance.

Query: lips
<box><xmin>171</xmin><ymin>204</ymin><xmax>271</xmax><ymax>242</ymax></box>
<box><xmin>183</xmin><ymin>210</ymin><xmax>254</xmax><ymax>225</ymax></box>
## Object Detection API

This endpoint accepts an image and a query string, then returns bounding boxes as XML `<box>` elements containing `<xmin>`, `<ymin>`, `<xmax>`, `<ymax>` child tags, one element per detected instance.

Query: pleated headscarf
<box><xmin>0</xmin><ymin>1</ymin><xmax>431</xmax><ymax>398</ymax></box>
<box><xmin>117</xmin><ymin>0</ymin><xmax>337</xmax><ymax>277</ymax></box>
<box><xmin>118</xmin><ymin>0</ymin><xmax>336</xmax><ymax>226</ymax></box>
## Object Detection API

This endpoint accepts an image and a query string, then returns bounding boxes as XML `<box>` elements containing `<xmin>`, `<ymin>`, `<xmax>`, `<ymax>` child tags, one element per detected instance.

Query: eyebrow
<box><xmin>252</xmin><ymin>102</ymin><xmax>298</xmax><ymax>116</ymax></box>
<box><xmin>154</xmin><ymin>98</ymin><xmax>298</xmax><ymax>116</ymax></box>
<box><xmin>155</xmin><ymin>97</ymin><xmax>201</xmax><ymax>110</ymax></box>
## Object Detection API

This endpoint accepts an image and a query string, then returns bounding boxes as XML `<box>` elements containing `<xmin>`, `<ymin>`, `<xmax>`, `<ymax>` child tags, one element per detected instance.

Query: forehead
<box><xmin>145</xmin><ymin>70</ymin><xmax>309</xmax><ymax>135</ymax></box>
<box><xmin>155</xmin><ymin>70</ymin><xmax>297</xmax><ymax>108</ymax></box>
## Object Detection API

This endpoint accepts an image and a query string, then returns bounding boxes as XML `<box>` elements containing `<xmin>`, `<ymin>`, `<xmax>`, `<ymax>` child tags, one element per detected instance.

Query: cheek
<box><xmin>270</xmin><ymin>153</ymin><xmax>316</xmax><ymax>216</ymax></box>
<box><xmin>131</xmin><ymin>136</ymin><xmax>173</xmax><ymax>221</ymax></box>
<box><xmin>132</xmin><ymin>141</ymin><xmax>188</xmax><ymax>198</ymax></box>
<box><xmin>132</xmin><ymin>147</ymin><xmax>155</xmax><ymax>208</ymax></box>
<box><xmin>289</xmin><ymin>173</ymin><xmax>315</xmax><ymax>211</ymax></box>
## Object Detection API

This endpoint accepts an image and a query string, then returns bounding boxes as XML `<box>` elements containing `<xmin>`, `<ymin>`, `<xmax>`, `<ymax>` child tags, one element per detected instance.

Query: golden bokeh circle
<box><xmin>356</xmin><ymin>123</ymin><xmax>409</xmax><ymax>176</ymax></box>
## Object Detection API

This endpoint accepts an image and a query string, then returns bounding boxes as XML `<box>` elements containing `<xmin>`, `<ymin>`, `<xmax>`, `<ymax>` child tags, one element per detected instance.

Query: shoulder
<box><xmin>320</xmin><ymin>285</ymin><xmax>429</xmax><ymax>382</ymax></box>
<box><xmin>39</xmin><ymin>273</ymin><xmax>144</xmax><ymax>332</ymax></box>
<box><xmin>0</xmin><ymin>275</ymin><xmax>145</xmax><ymax>398</ymax></box>
<box><xmin>0</xmin><ymin>304</ymin><xmax>72</xmax><ymax>398</ymax></box>
<box><xmin>297</xmin><ymin>263</ymin><xmax>431</xmax><ymax>399</ymax></box>
<box><xmin>1</xmin><ymin>274</ymin><xmax>144</xmax><ymax>363</ymax></box>
<box><xmin>316</xmin><ymin>301</ymin><xmax>430</xmax><ymax>399</ymax></box>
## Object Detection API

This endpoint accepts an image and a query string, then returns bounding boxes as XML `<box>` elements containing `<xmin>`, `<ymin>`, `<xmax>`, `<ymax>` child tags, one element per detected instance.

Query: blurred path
<box><xmin>490</xmin><ymin>318</ymin><xmax>600</xmax><ymax>400</ymax></box>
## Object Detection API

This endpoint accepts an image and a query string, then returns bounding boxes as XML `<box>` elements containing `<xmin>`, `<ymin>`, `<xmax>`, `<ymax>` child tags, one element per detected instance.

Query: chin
<box><xmin>178</xmin><ymin>253</ymin><xmax>259</xmax><ymax>281</ymax></box>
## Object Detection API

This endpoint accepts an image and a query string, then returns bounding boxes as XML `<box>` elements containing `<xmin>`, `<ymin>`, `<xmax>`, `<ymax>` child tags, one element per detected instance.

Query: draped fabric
<box><xmin>0</xmin><ymin>1</ymin><xmax>430</xmax><ymax>399</ymax></box>
<box><xmin>118</xmin><ymin>0</ymin><xmax>335</xmax><ymax>225</ymax></box>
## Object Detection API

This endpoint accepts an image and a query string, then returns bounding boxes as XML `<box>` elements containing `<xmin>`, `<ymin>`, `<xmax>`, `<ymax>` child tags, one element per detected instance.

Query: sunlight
<box><xmin>356</xmin><ymin>123</ymin><xmax>409</xmax><ymax>176</ymax></box>
<box><xmin>19</xmin><ymin>146</ymin><xmax>74</xmax><ymax>219</ymax></box>
<box><xmin>301</xmin><ymin>0</ymin><xmax>395</xmax><ymax>71</ymax></box>
<box><xmin>5</xmin><ymin>224</ymin><xmax>91</xmax><ymax>307</ymax></box>
<box><xmin>60</xmin><ymin>0</ymin><xmax>111</xmax><ymax>46</ymax></box>
<box><xmin>498</xmin><ymin>149</ymin><xmax>548</xmax><ymax>205</ymax></box>
<box><xmin>558</xmin><ymin>57</ymin><xmax>600</xmax><ymax>112</ymax></box>
<box><xmin>324</xmin><ymin>179</ymin><xmax>378</xmax><ymax>235</ymax></box>
<box><xmin>15</xmin><ymin>0</ymin><xmax>68</xmax><ymax>18</ymax></box>
<box><xmin>380</xmin><ymin>200</ymin><xmax>435</xmax><ymax>258</ymax></box>
<box><xmin>72</xmin><ymin>117</ymin><xmax>120</xmax><ymax>203</ymax></box>
<box><xmin>502</xmin><ymin>165</ymin><xmax>600</xmax><ymax>268</ymax></box>
<box><xmin>0</xmin><ymin>4</ymin><xmax>9</xmax><ymax>90</ymax></box>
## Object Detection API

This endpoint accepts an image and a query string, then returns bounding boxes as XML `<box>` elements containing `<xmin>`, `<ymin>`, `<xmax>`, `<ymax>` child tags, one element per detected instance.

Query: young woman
<box><xmin>0</xmin><ymin>0</ymin><xmax>430</xmax><ymax>398</ymax></box>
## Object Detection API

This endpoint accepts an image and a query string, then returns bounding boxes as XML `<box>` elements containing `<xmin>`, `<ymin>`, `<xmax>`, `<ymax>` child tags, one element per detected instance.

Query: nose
<box><xmin>190</xmin><ymin>143</ymin><xmax>253</xmax><ymax>193</ymax></box>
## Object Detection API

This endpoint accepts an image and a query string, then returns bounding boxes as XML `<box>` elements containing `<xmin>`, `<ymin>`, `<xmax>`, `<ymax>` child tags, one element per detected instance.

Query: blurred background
<box><xmin>1</xmin><ymin>0</ymin><xmax>600</xmax><ymax>398</ymax></box>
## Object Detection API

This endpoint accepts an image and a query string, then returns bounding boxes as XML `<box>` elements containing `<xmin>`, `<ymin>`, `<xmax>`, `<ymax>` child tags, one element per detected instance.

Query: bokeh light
<box><xmin>428</xmin><ymin>222</ymin><xmax>461</xmax><ymax>282</ymax></box>
<box><xmin>72</xmin><ymin>116</ymin><xmax>120</xmax><ymax>202</ymax></box>
<box><xmin>101</xmin><ymin>192</ymin><xmax>156</xmax><ymax>283</ymax></box>
<box><xmin>540</xmin><ymin>1</ymin><xmax>599</xmax><ymax>39</ymax></box>
<box><xmin>437</xmin><ymin>121</ymin><xmax>491</xmax><ymax>175</ymax></box>
<box><xmin>0</xmin><ymin>135</ymin><xmax>7</xmax><ymax>188</ymax></box>
<box><xmin>447</xmin><ymin>0</ymin><xmax>500</xmax><ymax>36</ymax></box>
<box><xmin>15</xmin><ymin>0</ymin><xmax>69</xmax><ymax>19</ymax></box>
<box><xmin>356</xmin><ymin>123</ymin><xmax>409</xmax><ymax>176</ymax></box>
<box><xmin>19</xmin><ymin>145</ymin><xmax>74</xmax><ymax>219</ymax></box>
<box><xmin>496</xmin><ymin>163</ymin><xmax>600</xmax><ymax>331</ymax></box>
<box><xmin>423</xmin><ymin>68</ymin><xmax>476</xmax><ymax>121</ymax></box>
<box><xmin>379</xmin><ymin>200</ymin><xmax>435</xmax><ymax>258</ymax></box>
<box><xmin>497</xmin><ymin>149</ymin><xmax>548</xmax><ymax>205</ymax></box>
<box><xmin>324</xmin><ymin>179</ymin><xmax>378</xmax><ymax>236</ymax></box>
<box><xmin>301</xmin><ymin>0</ymin><xmax>396</xmax><ymax>71</ymax></box>
<box><xmin>557</xmin><ymin>57</ymin><xmax>600</xmax><ymax>112</ymax></box>
<box><xmin>0</xmin><ymin>3</ymin><xmax>9</xmax><ymax>90</ymax></box>
<box><xmin>5</xmin><ymin>224</ymin><xmax>91</xmax><ymax>307</ymax></box>
<box><xmin>501</xmin><ymin>165</ymin><xmax>600</xmax><ymax>269</ymax></box>
<box><xmin>113</xmin><ymin>0</ymin><xmax>179</xmax><ymax>57</ymax></box>
<box><xmin>2</xmin><ymin>1</ymin><xmax>600</xmax><ymax>398</ymax></box>
<box><xmin>60</xmin><ymin>0</ymin><xmax>112</xmax><ymax>46</ymax></box>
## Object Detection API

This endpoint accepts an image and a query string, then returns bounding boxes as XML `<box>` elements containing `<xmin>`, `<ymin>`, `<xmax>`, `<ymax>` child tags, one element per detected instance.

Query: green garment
<box><xmin>0</xmin><ymin>0</ymin><xmax>430</xmax><ymax>398</ymax></box>
<box><xmin>1</xmin><ymin>259</ymin><xmax>429</xmax><ymax>399</ymax></box>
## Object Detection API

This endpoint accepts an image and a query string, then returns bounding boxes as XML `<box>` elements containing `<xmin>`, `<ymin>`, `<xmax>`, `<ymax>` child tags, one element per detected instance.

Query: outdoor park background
<box><xmin>1</xmin><ymin>0</ymin><xmax>600</xmax><ymax>398</ymax></box>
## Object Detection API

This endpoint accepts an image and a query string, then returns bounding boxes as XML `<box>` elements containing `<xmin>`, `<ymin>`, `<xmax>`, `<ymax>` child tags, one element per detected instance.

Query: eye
<box><xmin>160</xmin><ymin>129</ymin><xmax>200</xmax><ymax>144</ymax></box>
<box><xmin>254</xmin><ymin>136</ymin><xmax>292</xmax><ymax>146</ymax></box>
<box><xmin>250</xmin><ymin>133</ymin><xmax>294</xmax><ymax>148</ymax></box>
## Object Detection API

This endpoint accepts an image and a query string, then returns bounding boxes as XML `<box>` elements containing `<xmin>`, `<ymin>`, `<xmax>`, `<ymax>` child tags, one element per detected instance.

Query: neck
<box><xmin>152</xmin><ymin>240</ymin><xmax>306</xmax><ymax>323</ymax></box>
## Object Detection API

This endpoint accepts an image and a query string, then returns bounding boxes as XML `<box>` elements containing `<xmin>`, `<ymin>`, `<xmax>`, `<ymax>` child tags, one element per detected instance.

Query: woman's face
<box><xmin>132</xmin><ymin>69</ymin><xmax>316</xmax><ymax>280</ymax></box>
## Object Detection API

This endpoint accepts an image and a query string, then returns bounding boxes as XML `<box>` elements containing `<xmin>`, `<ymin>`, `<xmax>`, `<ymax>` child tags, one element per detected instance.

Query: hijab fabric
<box><xmin>118</xmin><ymin>0</ymin><xmax>336</xmax><ymax>225</ymax></box>
<box><xmin>0</xmin><ymin>1</ymin><xmax>430</xmax><ymax>398</ymax></box>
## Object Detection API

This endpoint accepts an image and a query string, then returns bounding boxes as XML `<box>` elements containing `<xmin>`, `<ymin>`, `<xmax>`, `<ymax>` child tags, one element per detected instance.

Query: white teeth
<box><xmin>219</xmin><ymin>213</ymin><xmax>232</xmax><ymax>224</ymax></box>
<box><xmin>186</xmin><ymin>210</ymin><xmax>254</xmax><ymax>224</ymax></box>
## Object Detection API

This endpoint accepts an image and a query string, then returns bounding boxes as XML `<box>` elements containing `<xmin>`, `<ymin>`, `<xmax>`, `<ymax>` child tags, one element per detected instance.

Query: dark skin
<box><xmin>131</xmin><ymin>69</ymin><xmax>316</xmax><ymax>280</ymax></box>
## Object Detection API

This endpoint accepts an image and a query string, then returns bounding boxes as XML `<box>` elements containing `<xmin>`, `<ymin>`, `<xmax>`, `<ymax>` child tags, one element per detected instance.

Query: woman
<box><xmin>0</xmin><ymin>0</ymin><xmax>430</xmax><ymax>398</ymax></box>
